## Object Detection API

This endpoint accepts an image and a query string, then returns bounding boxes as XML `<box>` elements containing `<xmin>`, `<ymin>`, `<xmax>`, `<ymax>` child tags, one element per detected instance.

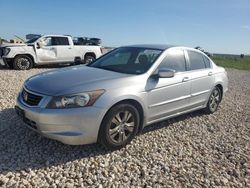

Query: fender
<box><xmin>4</xmin><ymin>46</ymin><xmax>38</xmax><ymax>64</ymax></box>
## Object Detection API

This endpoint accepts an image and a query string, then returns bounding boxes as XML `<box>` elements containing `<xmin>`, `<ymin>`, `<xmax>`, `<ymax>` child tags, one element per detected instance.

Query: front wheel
<box><xmin>98</xmin><ymin>103</ymin><xmax>140</xmax><ymax>150</ymax></box>
<box><xmin>205</xmin><ymin>86</ymin><xmax>222</xmax><ymax>113</ymax></box>
<box><xmin>13</xmin><ymin>55</ymin><xmax>33</xmax><ymax>70</ymax></box>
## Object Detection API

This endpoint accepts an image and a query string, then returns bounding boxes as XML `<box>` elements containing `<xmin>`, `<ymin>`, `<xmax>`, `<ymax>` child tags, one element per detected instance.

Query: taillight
<box><xmin>100</xmin><ymin>48</ymin><xmax>105</xmax><ymax>54</ymax></box>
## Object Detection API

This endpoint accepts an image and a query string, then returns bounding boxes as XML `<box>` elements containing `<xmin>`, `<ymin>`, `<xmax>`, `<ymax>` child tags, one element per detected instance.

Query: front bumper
<box><xmin>16</xmin><ymin>93</ymin><xmax>107</xmax><ymax>145</ymax></box>
<box><xmin>0</xmin><ymin>58</ymin><xmax>5</xmax><ymax>66</ymax></box>
<box><xmin>0</xmin><ymin>57</ymin><xmax>12</xmax><ymax>67</ymax></box>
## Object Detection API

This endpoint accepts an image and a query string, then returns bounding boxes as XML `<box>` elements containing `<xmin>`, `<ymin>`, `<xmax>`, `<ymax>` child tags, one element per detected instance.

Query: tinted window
<box><xmin>52</xmin><ymin>37</ymin><xmax>69</xmax><ymax>46</ymax></box>
<box><xmin>88</xmin><ymin>47</ymin><xmax>162</xmax><ymax>74</ymax></box>
<box><xmin>158</xmin><ymin>49</ymin><xmax>186</xmax><ymax>72</ymax></box>
<box><xmin>203</xmin><ymin>56</ymin><xmax>211</xmax><ymax>68</ymax></box>
<box><xmin>188</xmin><ymin>51</ymin><xmax>206</xmax><ymax>70</ymax></box>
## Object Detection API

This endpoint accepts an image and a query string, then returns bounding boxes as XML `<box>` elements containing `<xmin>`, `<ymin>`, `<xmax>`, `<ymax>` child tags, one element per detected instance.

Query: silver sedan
<box><xmin>15</xmin><ymin>45</ymin><xmax>228</xmax><ymax>149</ymax></box>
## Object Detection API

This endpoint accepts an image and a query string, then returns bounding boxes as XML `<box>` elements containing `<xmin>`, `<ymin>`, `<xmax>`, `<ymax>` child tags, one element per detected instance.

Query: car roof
<box><xmin>123</xmin><ymin>44</ymin><xmax>177</xmax><ymax>50</ymax></box>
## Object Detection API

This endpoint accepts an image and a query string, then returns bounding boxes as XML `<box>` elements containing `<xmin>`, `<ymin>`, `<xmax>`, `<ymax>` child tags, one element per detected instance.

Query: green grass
<box><xmin>212</xmin><ymin>56</ymin><xmax>250</xmax><ymax>71</ymax></box>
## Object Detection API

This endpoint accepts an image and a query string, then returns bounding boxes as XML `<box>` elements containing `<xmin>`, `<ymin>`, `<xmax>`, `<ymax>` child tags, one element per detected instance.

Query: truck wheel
<box><xmin>14</xmin><ymin>55</ymin><xmax>33</xmax><ymax>70</ymax></box>
<box><xmin>84</xmin><ymin>55</ymin><xmax>95</xmax><ymax>64</ymax></box>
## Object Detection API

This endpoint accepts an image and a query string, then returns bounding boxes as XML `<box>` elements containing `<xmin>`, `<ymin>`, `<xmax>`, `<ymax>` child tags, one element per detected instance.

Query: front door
<box><xmin>36</xmin><ymin>37</ymin><xmax>58</xmax><ymax>63</ymax></box>
<box><xmin>36</xmin><ymin>36</ymin><xmax>74</xmax><ymax>63</ymax></box>
<box><xmin>147</xmin><ymin>49</ymin><xmax>191</xmax><ymax>123</ymax></box>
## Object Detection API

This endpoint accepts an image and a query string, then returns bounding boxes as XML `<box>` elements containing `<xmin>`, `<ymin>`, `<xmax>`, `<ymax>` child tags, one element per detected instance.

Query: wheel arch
<box><xmin>84</xmin><ymin>52</ymin><xmax>96</xmax><ymax>59</ymax></box>
<box><xmin>215</xmin><ymin>83</ymin><xmax>223</xmax><ymax>101</ymax></box>
<box><xmin>99</xmin><ymin>98</ymin><xmax>146</xmax><ymax>136</ymax></box>
<box><xmin>14</xmin><ymin>54</ymin><xmax>36</xmax><ymax>64</ymax></box>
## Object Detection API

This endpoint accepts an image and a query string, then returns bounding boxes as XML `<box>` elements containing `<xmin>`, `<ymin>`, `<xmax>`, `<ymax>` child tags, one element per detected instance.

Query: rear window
<box><xmin>52</xmin><ymin>37</ymin><xmax>69</xmax><ymax>46</ymax></box>
<box><xmin>203</xmin><ymin>56</ymin><xmax>211</xmax><ymax>68</ymax></box>
<box><xmin>188</xmin><ymin>51</ymin><xmax>206</xmax><ymax>70</ymax></box>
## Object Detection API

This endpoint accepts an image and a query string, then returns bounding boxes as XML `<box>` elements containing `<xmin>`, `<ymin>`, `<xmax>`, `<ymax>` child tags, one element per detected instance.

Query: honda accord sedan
<box><xmin>15</xmin><ymin>45</ymin><xmax>228</xmax><ymax>149</ymax></box>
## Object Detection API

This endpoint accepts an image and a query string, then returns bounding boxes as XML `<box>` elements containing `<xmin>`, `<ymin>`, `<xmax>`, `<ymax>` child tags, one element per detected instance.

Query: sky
<box><xmin>0</xmin><ymin>0</ymin><xmax>249</xmax><ymax>54</ymax></box>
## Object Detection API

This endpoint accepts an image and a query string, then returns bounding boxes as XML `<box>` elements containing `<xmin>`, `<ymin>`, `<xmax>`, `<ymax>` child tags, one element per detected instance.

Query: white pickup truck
<box><xmin>0</xmin><ymin>35</ymin><xmax>103</xmax><ymax>70</ymax></box>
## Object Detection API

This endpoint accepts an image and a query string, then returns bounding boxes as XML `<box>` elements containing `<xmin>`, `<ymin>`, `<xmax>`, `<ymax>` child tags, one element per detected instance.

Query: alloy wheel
<box><xmin>209</xmin><ymin>88</ymin><xmax>220</xmax><ymax>112</ymax></box>
<box><xmin>17</xmin><ymin>57</ymin><xmax>30</xmax><ymax>70</ymax></box>
<box><xmin>109</xmin><ymin>111</ymin><xmax>135</xmax><ymax>144</ymax></box>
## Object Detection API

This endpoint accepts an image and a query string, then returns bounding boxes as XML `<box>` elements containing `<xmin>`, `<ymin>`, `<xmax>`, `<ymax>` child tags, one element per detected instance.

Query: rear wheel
<box><xmin>98</xmin><ymin>103</ymin><xmax>140</xmax><ymax>150</ymax></box>
<box><xmin>84</xmin><ymin>55</ymin><xmax>95</xmax><ymax>64</ymax></box>
<box><xmin>205</xmin><ymin>86</ymin><xmax>222</xmax><ymax>113</ymax></box>
<box><xmin>13</xmin><ymin>55</ymin><xmax>33</xmax><ymax>70</ymax></box>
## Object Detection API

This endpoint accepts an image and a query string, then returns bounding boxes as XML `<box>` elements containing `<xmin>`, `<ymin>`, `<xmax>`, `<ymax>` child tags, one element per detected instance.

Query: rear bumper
<box><xmin>16</xmin><ymin>93</ymin><xmax>107</xmax><ymax>145</ymax></box>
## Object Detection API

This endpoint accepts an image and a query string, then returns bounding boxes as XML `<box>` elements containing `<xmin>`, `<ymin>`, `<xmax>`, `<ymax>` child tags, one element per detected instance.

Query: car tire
<box><xmin>73</xmin><ymin>57</ymin><xmax>82</xmax><ymax>65</ymax></box>
<box><xmin>204</xmin><ymin>86</ymin><xmax>222</xmax><ymax>114</ymax></box>
<box><xmin>98</xmin><ymin>103</ymin><xmax>140</xmax><ymax>150</ymax></box>
<box><xmin>13</xmin><ymin>55</ymin><xmax>33</xmax><ymax>70</ymax></box>
<box><xmin>84</xmin><ymin>55</ymin><xmax>95</xmax><ymax>64</ymax></box>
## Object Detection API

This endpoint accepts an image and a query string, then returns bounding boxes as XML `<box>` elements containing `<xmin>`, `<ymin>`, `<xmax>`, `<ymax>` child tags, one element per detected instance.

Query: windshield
<box><xmin>88</xmin><ymin>47</ymin><xmax>162</xmax><ymax>74</ymax></box>
<box><xmin>26</xmin><ymin>37</ymin><xmax>39</xmax><ymax>44</ymax></box>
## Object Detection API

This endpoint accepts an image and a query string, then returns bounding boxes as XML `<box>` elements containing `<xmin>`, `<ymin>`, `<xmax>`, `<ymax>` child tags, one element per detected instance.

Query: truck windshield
<box><xmin>26</xmin><ymin>37</ymin><xmax>39</xmax><ymax>44</ymax></box>
<box><xmin>88</xmin><ymin>47</ymin><xmax>162</xmax><ymax>75</ymax></box>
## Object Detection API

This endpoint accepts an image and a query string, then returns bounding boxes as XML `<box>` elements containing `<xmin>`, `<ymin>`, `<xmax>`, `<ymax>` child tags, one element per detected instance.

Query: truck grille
<box><xmin>22</xmin><ymin>89</ymin><xmax>43</xmax><ymax>106</ymax></box>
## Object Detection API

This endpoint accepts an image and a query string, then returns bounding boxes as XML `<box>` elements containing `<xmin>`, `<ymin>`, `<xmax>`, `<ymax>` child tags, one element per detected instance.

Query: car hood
<box><xmin>24</xmin><ymin>66</ymin><xmax>131</xmax><ymax>96</ymax></box>
<box><xmin>1</xmin><ymin>43</ymin><xmax>27</xmax><ymax>48</ymax></box>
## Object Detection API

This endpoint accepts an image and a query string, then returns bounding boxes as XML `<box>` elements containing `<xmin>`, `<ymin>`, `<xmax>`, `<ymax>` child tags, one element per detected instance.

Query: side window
<box><xmin>188</xmin><ymin>51</ymin><xmax>206</xmax><ymax>70</ymax></box>
<box><xmin>203</xmin><ymin>56</ymin><xmax>211</xmax><ymax>68</ymax></box>
<box><xmin>135</xmin><ymin>49</ymin><xmax>161</xmax><ymax>64</ymax></box>
<box><xmin>40</xmin><ymin>37</ymin><xmax>52</xmax><ymax>46</ymax></box>
<box><xmin>158</xmin><ymin>49</ymin><xmax>186</xmax><ymax>72</ymax></box>
<box><xmin>52</xmin><ymin>37</ymin><xmax>70</xmax><ymax>46</ymax></box>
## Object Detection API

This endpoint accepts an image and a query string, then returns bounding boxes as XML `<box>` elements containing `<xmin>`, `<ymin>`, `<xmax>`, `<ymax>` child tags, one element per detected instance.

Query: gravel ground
<box><xmin>0</xmin><ymin>66</ymin><xmax>249</xmax><ymax>187</ymax></box>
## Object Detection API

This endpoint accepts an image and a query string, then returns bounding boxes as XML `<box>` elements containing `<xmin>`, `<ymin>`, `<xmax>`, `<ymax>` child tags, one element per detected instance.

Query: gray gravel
<box><xmin>0</xmin><ymin>66</ymin><xmax>249</xmax><ymax>187</ymax></box>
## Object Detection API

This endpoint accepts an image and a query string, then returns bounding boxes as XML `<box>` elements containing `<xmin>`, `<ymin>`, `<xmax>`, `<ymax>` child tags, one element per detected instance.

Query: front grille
<box><xmin>22</xmin><ymin>89</ymin><xmax>43</xmax><ymax>106</ymax></box>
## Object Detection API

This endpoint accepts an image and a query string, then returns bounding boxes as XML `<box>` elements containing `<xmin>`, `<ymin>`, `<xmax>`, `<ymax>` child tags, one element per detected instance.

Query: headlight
<box><xmin>3</xmin><ymin>48</ymin><xmax>11</xmax><ymax>56</ymax></box>
<box><xmin>46</xmin><ymin>89</ymin><xmax>105</xmax><ymax>109</ymax></box>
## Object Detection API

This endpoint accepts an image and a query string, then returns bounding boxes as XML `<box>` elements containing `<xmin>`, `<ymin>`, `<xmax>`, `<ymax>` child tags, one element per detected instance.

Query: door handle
<box><xmin>50</xmin><ymin>47</ymin><xmax>56</xmax><ymax>50</ymax></box>
<box><xmin>182</xmin><ymin>77</ymin><xmax>190</xmax><ymax>82</ymax></box>
<box><xmin>208</xmin><ymin>72</ymin><xmax>213</xmax><ymax>76</ymax></box>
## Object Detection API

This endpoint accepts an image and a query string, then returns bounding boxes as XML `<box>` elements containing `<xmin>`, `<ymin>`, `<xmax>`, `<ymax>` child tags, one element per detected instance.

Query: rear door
<box><xmin>147</xmin><ymin>49</ymin><xmax>192</xmax><ymax>123</ymax></box>
<box><xmin>186</xmin><ymin>50</ymin><xmax>214</xmax><ymax>107</ymax></box>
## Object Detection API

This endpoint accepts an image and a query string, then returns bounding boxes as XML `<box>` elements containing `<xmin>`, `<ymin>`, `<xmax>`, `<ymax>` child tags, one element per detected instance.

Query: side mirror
<box><xmin>157</xmin><ymin>68</ymin><xmax>175</xmax><ymax>78</ymax></box>
<box><xmin>37</xmin><ymin>41</ymin><xmax>43</xmax><ymax>49</ymax></box>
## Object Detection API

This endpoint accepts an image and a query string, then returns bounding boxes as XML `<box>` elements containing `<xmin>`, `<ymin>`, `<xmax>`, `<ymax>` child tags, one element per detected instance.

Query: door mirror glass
<box><xmin>157</xmin><ymin>68</ymin><xmax>175</xmax><ymax>78</ymax></box>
